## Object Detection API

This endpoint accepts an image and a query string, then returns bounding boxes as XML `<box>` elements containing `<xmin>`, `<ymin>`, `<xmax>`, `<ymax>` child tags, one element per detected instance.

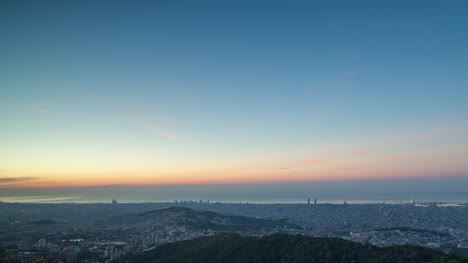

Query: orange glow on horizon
<box><xmin>2</xmin><ymin>126</ymin><xmax>466</xmax><ymax>189</ymax></box>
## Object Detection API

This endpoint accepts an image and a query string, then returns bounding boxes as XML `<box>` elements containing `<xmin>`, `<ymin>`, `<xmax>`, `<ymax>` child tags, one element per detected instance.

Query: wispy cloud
<box><xmin>303</xmin><ymin>159</ymin><xmax>322</xmax><ymax>165</ymax></box>
<box><xmin>279</xmin><ymin>159</ymin><xmax>323</xmax><ymax>170</ymax></box>
<box><xmin>145</xmin><ymin>124</ymin><xmax>186</xmax><ymax>141</ymax></box>
<box><xmin>408</xmin><ymin>133</ymin><xmax>441</xmax><ymax>141</ymax></box>
<box><xmin>25</xmin><ymin>108</ymin><xmax>48</xmax><ymax>113</ymax></box>
<box><xmin>350</xmin><ymin>148</ymin><xmax>372</xmax><ymax>155</ymax></box>
<box><xmin>0</xmin><ymin>177</ymin><xmax>41</xmax><ymax>184</ymax></box>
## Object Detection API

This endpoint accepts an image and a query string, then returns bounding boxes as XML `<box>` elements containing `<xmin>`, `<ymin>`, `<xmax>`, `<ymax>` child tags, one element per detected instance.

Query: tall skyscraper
<box><xmin>39</xmin><ymin>239</ymin><xmax>47</xmax><ymax>248</ymax></box>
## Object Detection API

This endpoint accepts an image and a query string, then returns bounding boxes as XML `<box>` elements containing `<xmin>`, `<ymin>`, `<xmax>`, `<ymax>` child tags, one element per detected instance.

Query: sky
<box><xmin>1</xmin><ymin>0</ymin><xmax>468</xmax><ymax>198</ymax></box>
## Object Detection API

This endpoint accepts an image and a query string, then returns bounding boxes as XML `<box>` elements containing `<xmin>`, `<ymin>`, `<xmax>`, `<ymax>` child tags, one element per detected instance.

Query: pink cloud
<box><xmin>350</xmin><ymin>148</ymin><xmax>372</xmax><ymax>155</ymax></box>
<box><xmin>279</xmin><ymin>159</ymin><xmax>323</xmax><ymax>170</ymax></box>
<box><xmin>146</xmin><ymin>124</ymin><xmax>186</xmax><ymax>141</ymax></box>
<box><xmin>408</xmin><ymin>133</ymin><xmax>441</xmax><ymax>141</ymax></box>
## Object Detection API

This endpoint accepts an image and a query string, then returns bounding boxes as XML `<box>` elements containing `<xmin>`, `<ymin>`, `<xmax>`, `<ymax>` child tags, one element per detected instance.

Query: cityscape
<box><xmin>1</xmin><ymin>199</ymin><xmax>467</xmax><ymax>262</ymax></box>
<box><xmin>1</xmin><ymin>0</ymin><xmax>468</xmax><ymax>262</ymax></box>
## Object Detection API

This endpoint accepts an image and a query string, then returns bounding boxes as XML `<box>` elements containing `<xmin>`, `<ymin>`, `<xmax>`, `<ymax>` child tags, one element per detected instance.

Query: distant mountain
<box><xmin>101</xmin><ymin>207</ymin><xmax>302</xmax><ymax>232</ymax></box>
<box><xmin>120</xmin><ymin>234</ymin><xmax>468</xmax><ymax>263</ymax></box>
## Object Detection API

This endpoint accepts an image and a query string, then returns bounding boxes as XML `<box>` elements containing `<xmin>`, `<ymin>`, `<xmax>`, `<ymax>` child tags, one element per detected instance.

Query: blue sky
<box><xmin>0</xmin><ymin>0</ymin><xmax>467</xmax><ymax>191</ymax></box>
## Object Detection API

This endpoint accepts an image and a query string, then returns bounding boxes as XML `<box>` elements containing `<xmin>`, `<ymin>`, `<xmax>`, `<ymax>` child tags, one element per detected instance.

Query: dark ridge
<box><xmin>119</xmin><ymin>234</ymin><xmax>468</xmax><ymax>263</ymax></box>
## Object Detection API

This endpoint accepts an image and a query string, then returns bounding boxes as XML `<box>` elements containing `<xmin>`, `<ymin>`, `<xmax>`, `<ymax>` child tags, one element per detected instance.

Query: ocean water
<box><xmin>1</xmin><ymin>179</ymin><xmax>468</xmax><ymax>204</ymax></box>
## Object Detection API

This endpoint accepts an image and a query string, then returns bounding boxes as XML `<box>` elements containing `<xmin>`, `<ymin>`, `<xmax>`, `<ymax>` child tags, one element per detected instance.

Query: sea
<box><xmin>1</xmin><ymin>179</ymin><xmax>468</xmax><ymax>204</ymax></box>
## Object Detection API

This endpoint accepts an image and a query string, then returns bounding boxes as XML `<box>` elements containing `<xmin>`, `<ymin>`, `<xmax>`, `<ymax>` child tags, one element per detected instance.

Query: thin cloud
<box><xmin>24</xmin><ymin>108</ymin><xmax>48</xmax><ymax>113</ymax></box>
<box><xmin>279</xmin><ymin>159</ymin><xmax>323</xmax><ymax>170</ymax></box>
<box><xmin>145</xmin><ymin>124</ymin><xmax>186</xmax><ymax>141</ymax></box>
<box><xmin>0</xmin><ymin>177</ymin><xmax>41</xmax><ymax>183</ymax></box>
<box><xmin>350</xmin><ymin>148</ymin><xmax>372</xmax><ymax>155</ymax></box>
<box><xmin>408</xmin><ymin>133</ymin><xmax>441</xmax><ymax>141</ymax></box>
<box><xmin>303</xmin><ymin>159</ymin><xmax>322</xmax><ymax>165</ymax></box>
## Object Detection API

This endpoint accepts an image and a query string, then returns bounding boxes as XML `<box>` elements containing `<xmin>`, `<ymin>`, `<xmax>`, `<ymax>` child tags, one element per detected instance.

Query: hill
<box><xmin>101</xmin><ymin>207</ymin><xmax>302</xmax><ymax>232</ymax></box>
<box><xmin>120</xmin><ymin>234</ymin><xmax>468</xmax><ymax>263</ymax></box>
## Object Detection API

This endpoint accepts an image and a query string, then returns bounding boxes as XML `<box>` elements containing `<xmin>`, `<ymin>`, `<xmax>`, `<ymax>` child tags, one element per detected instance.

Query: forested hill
<box><xmin>100</xmin><ymin>207</ymin><xmax>302</xmax><ymax>231</ymax></box>
<box><xmin>120</xmin><ymin>234</ymin><xmax>468</xmax><ymax>263</ymax></box>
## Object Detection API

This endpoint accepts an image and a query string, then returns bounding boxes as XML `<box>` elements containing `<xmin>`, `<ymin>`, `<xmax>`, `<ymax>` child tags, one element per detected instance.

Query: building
<box><xmin>39</xmin><ymin>239</ymin><xmax>47</xmax><ymax>248</ymax></box>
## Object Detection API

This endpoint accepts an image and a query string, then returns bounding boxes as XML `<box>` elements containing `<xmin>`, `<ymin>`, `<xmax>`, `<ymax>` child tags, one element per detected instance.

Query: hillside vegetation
<box><xmin>121</xmin><ymin>234</ymin><xmax>468</xmax><ymax>263</ymax></box>
<box><xmin>101</xmin><ymin>207</ymin><xmax>301</xmax><ymax>232</ymax></box>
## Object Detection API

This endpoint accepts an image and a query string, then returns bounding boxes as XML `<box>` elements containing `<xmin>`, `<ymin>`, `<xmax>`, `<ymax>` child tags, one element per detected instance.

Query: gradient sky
<box><xmin>1</xmin><ymin>0</ymin><xmax>468</xmax><ymax>190</ymax></box>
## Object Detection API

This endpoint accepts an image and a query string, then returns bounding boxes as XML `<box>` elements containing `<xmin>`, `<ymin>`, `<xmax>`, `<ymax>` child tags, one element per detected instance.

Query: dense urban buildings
<box><xmin>1</xmin><ymin>200</ymin><xmax>467</xmax><ymax>262</ymax></box>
